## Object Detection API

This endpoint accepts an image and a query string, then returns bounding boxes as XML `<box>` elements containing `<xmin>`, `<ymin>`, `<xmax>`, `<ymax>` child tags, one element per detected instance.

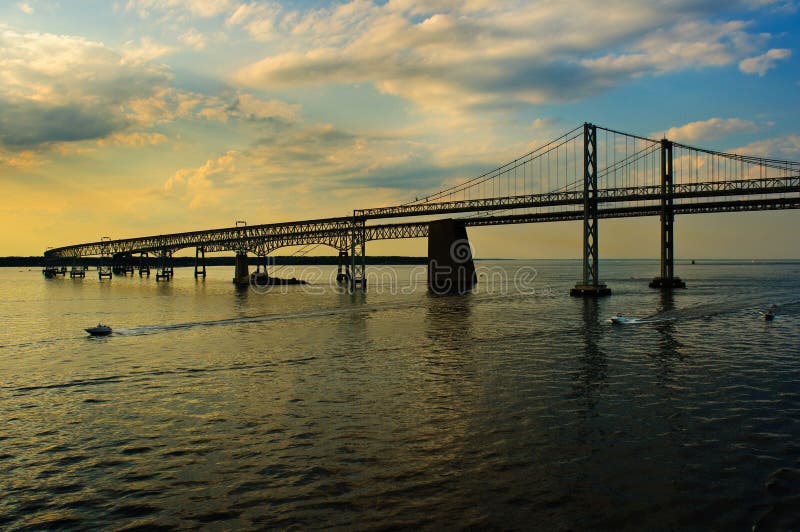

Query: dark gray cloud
<box><xmin>0</xmin><ymin>29</ymin><xmax>173</xmax><ymax>150</ymax></box>
<box><xmin>0</xmin><ymin>101</ymin><xmax>128</xmax><ymax>147</ymax></box>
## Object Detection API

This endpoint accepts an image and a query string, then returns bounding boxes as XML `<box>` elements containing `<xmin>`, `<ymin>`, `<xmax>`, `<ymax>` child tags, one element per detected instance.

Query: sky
<box><xmin>1</xmin><ymin>0</ymin><xmax>799</xmax><ymax>259</ymax></box>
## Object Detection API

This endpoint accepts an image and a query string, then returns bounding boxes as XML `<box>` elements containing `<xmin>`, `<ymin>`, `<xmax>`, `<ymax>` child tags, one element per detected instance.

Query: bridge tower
<box><xmin>649</xmin><ymin>139</ymin><xmax>686</xmax><ymax>289</ymax></box>
<box><xmin>571</xmin><ymin>123</ymin><xmax>611</xmax><ymax>297</ymax></box>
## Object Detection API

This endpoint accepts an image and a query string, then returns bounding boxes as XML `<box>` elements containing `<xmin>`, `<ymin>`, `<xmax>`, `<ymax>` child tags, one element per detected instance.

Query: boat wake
<box><xmin>611</xmin><ymin>295</ymin><xmax>800</xmax><ymax>326</ymax></box>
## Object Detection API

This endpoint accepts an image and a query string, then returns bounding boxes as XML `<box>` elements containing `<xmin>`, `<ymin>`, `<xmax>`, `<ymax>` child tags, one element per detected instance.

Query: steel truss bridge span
<box><xmin>43</xmin><ymin>122</ymin><xmax>800</xmax><ymax>294</ymax></box>
<box><xmin>44</xmin><ymin>176</ymin><xmax>799</xmax><ymax>259</ymax></box>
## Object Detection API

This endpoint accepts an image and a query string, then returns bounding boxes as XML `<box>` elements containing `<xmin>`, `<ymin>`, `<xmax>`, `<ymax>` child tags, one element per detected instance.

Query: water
<box><xmin>1</xmin><ymin>260</ymin><xmax>799</xmax><ymax>530</ymax></box>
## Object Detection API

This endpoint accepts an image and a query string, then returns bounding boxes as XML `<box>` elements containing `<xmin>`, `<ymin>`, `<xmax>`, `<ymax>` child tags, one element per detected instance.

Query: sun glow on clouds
<box><xmin>660</xmin><ymin>118</ymin><xmax>761</xmax><ymax>143</ymax></box>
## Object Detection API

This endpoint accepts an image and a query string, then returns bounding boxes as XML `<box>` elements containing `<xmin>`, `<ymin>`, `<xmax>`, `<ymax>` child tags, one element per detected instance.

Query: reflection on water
<box><xmin>1</xmin><ymin>261</ymin><xmax>799</xmax><ymax>529</ymax></box>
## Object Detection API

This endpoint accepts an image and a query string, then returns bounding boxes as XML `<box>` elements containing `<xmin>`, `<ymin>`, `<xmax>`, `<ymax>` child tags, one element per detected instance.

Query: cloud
<box><xmin>233</xmin><ymin>1</ymin><xmax>781</xmax><ymax>116</ymax></box>
<box><xmin>123</xmin><ymin>37</ymin><xmax>176</xmax><ymax>62</ymax></box>
<box><xmin>660</xmin><ymin>118</ymin><xmax>760</xmax><ymax>143</ymax></box>
<box><xmin>0</xmin><ymin>147</ymin><xmax>42</xmax><ymax>169</ymax></box>
<box><xmin>0</xmin><ymin>29</ymin><xmax>171</xmax><ymax>149</ymax></box>
<box><xmin>125</xmin><ymin>0</ymin><xmax>232</xmax><ymax>19</ymax></box>
<box><xmin>733</xmin><ymin>134</ymin><xmax>800</xmax><ymax>159</ymax></box>
<box><xmin>164</xmin><ymin>150</ymin><xmax>238</xmax><ymax>208</ymax></box>
<box><xmin>739</xmin><ymin>48</ymin><xmax>792</xmax><ymax>75</ymax></box>
<box><xmin>97</xmin><ymin>132</ymin><xmax>169</xmax><ymax>147</ymax></box>
<box><xmin>179</xmin><ymin>28</ymin><xmax>207</xmax><ymax>49</ymax></box>
<box><xmin>0</xmin><ymin>28</ymin><xmax>305</xmax><ymax>162</ymax></box>
<box><xmin>225</xmin><ymin>2</ymin><xmax>283</xmax><ymax>40</ymax></box>
<box><xmin>17</xmin><ymin>2</ymin><xmax>33</xmax><ymax>14</ymax></box>
<box><xmin>0</xmin><ymin>102</ymin><xmax>127</xmax><ymax>146</ymax></box>
<box><xmin>159</xmin><ymin>114</ymin><xmax>472</xmax><ymax>216</ymax></box>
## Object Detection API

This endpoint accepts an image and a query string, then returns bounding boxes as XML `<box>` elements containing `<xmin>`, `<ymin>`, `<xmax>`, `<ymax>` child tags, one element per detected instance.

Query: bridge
<box><xmin>43</xmin><ymin>123</ymin><xmax>800</xmax><ymax>295</ymax></box>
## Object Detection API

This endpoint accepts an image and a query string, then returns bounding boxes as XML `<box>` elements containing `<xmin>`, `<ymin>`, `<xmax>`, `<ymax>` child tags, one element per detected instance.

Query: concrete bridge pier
<box><xmin>349</xmin><ymin>219</ymin><xmax>367</xmax><ymax>291</ymax></box>
<box><xmin>427</xmin><ymin>218</ymin><xmax>477</xmax><ymax>295</ymax></box>
<box><xmin>250</xmin><ymin>255</ymin><xmax>271</xmax><ymax>286</ymax></box>
<box><xmin>649</xmin><ymin>140</ymin><xmax>686</xmax><ymax>290</ymax></box>
<box><xmin>232</xmin><ymin>251</ymin><xmax>250</xmax><ymax>286</ymax></box>
<box><xmin>155</xmin><ymin>249</ymin><xmax>174</xmax><ymax>281</ymax></box>
<box><xmin>98</xmin><ymin>256</ymin><xmax>112</xmax><ymax>279</ymax></box>
<box><xmin>336</xmin><ymin>251</ymin><xmax>350</xmax><ymax>283</ymax></box>
<box><xmin>571</xmin><ymin>123</ymin><xmax>611</xmax><ymax>297</ymax></box>
<box><xmin>194</xmin><ymin>247</ymin><xmax>206</xmax><ymax>279</ymax></box>
<box><xmin>139</xmin><ymin>253</ymin><xmax>151</xmax><ymax>277</ymax></box>
<box><xmin>70</xmin><ymin>258</ymin><xmax>86</xmax><ymax>278</ymax></box>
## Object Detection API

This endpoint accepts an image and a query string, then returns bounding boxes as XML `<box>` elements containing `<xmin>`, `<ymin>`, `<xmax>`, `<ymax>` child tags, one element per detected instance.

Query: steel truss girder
<box><xmin>352</xmin><ymin>176</ymin><xmax>799</xmax><ymax>221</ymax></box>
<box><xmin>43</xmin><ymin>178</ymin><xmax>800</xmax><ymax>261</ymax></box>
<box><xmin>463</xmin><ymin>197</ymin><xmax>800</xmax><ymax>226</ymax></box>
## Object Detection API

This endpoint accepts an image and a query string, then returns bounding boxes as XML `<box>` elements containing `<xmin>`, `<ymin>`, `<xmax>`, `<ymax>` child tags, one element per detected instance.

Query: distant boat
<box><xmin>611</xmin><ymin>314</ymin><xmax>640</xmax><ymax>325</ymax></box>
<box><xmin>762</xmin><ymin>305</ymin><xmax>777</xmax><ymax>321</ymax></box>
<box><xmin>85</xmin><ymin>324</ymin><xmax>112</xmax><ymax>336</ymax></box>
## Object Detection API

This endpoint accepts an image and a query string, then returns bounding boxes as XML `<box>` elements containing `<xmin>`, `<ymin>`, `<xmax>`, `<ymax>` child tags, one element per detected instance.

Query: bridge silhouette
<box><xmin>43</xmin><ymin>123</ymin><xmax>800</xmax><ymax>295</ymax></box>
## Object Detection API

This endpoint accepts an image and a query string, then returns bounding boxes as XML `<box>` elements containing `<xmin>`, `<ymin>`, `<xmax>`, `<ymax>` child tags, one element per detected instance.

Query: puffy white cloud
<box><xmin>733</xmin><ymin>134</ymin><xmax>800</xmax><ymax>159</ymax></box>
<box><xmin>739</xmin><ymin>48</ymin><xmax>792</xmax><ymax>75</ymax></box>
<box><xmin>17</xmin><ymin>2</ymin><xmax>33</xmax><ymax>14</ymax></box>
<box><xmin>660</xmin><ymin>118</ymin><xmax>760</xmax><ymax>143</ymax></box>
<box><xmin>164</xmin><ymin>150</ymin><xmax>238</xmax><ymax>208</ymax></box>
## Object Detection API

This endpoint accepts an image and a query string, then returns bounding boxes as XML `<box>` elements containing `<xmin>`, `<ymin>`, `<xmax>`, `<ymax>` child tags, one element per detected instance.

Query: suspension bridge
<box><xmin>42</xmin><ymin>123</ymin><xmax>800</xmax><ymax>296</ymax></box>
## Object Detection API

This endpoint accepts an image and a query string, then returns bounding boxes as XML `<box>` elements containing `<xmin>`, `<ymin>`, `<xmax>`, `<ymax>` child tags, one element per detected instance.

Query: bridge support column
<box><xmin>155</xmin><ymin>249</ymin><xmax>174</xmax><ymax>281</ymax></box>
<box><xmin>70</xmin><ymin>258</ymin><xmax>86</xmax><ymax>278</ymax></box>
<box><xmin>99</xmin><ymin>242</ymin><xmax>112</xmax><ymax>279</ymax></box>
<box><xmin>139</xmin><ymin>253</ymin><xmax>150</xmax><ymax>277</ymax></box>
<box><xmin>194</xmin><ymin>247</ymin><xmax>206</xmax><ymax>279</ymax></box>
<box><xmin>572</xmin><ymin>123</ymin><xmax>610</xmax><ymax>297</ymax></box>
<box><xmin>427</xmin><ymin>218</ymin><xmax>477</xmax><ymax>295</ymax></box>
<box><xmin>251</xmin><ymin>255</ymin><xmax>271</xmax><ymax>286</ymax></box>
<box><xmin>350</xmin><ymin>217</ymin><xmax>367</xmax><ymax>291</ymax></box>
<box><xmin>650</xmin><ymin>139</ymin><xmax>686</xmax><ymax>289</ymax></box>
<box><xmin>337</xmin><ymin>250</ymin><xmax>350</xmax><ymax>283</ymax></box>
<box><xmin>232</xmin><ymin>251</ymin><xmax>250</xmax><ymax>286</ymax></box>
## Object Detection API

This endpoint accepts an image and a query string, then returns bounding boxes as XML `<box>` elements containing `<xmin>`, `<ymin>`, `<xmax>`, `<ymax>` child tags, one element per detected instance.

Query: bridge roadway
<box><xmin>43</xmin><ymin>175</ymin><xmax>800</xmax><ymax>260</ymax></box>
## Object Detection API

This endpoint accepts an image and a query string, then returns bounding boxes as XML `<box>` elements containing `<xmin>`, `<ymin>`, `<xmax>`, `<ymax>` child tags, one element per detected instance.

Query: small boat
<box><xmin>762</xmin><ymin>311</ymin><xmax>775</xmax><ymax>321</ymax></box>
<box><xmin>611</xmin><ymin>314</ymin><xmax>639</xmax><ymax>325</ymax></box>
<box><xmin>85</xmin><ymin>324</ymin><xmax>112</xmax><ymax>336</ymax></box>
